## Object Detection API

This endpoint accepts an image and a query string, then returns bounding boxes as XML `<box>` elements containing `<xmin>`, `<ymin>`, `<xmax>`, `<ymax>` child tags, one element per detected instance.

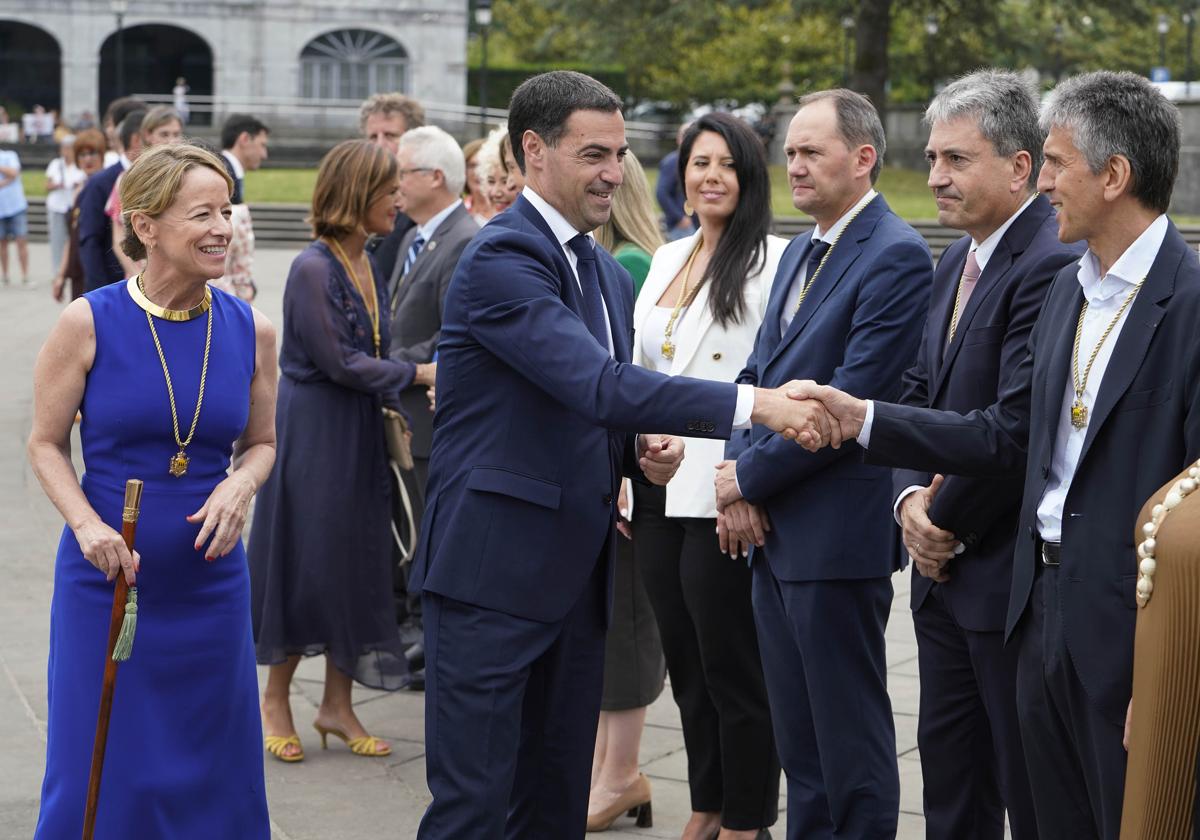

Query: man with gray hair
<box><xmin>790</xmin><ymin>70</ymin><xmax>1200</xmax><ymax>838</ymax></box>
<box><xmin>894</xmin><ymin>68</ymin><xmax>1082</xmax><ymax>840</ymax></box>
<box><xmin>387</xmin><ymin>125</ymin><xmax>480</xmax><ymax>682</ymax></box>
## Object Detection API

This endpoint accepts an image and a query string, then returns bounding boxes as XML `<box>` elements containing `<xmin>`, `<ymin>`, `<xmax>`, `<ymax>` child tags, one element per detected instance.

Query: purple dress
<box><xmin>249</xmin><ymin>241</ymin><xmax>416</xmax><ymax>688</ymax></box>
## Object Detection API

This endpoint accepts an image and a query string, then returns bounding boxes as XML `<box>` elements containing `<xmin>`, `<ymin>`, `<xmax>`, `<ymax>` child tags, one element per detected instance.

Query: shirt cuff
<box><xmin>857</xmin><ymin>400</ymin><xmax>876</xmax><ymax>447</ymax></box>
<box><xmin>893</xmin><ymin>485</ymin><xmax>925</xmax><ymax>525</ymax></box>
<box><xmin>732</xmin><ymin>384</ymin><xmax>755</xmax><ymax>430</ymax></box>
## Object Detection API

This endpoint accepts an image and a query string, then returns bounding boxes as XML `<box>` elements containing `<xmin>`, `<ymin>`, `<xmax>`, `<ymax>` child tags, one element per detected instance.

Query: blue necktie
<box><xmin>402</xmin><ymin>235</ymin><xmax>426</xmax><ymax>278</ymax></box>
<box><xmin>566</xmin><ymin>234</ymin><xmax>609</xmax><ymax>350</ymax></box>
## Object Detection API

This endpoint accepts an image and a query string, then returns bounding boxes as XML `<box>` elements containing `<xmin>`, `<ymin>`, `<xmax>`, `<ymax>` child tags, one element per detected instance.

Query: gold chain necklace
<box><xmin>1069</xmin><ymin>278</ymin><xmax>1144</xmax><ymax>429</ymax></box>
<box><xmin>662</xmin><ymin>236</ymin><xmax>707</xmax><ymax>361</ymax></box>
<box><xmin>326</xmin><ymin>238</ymin><xmax>381</xmax><ymax>358</ymax></box>
<box><xmin>794</xmin><ymin>203</ymin><xmax>867</xmax><ymax>312</ymax></box>
<box><xmin>137</xmin><ymin>274</ymin><xmax>212</xmax><ymax>477</ymax></box>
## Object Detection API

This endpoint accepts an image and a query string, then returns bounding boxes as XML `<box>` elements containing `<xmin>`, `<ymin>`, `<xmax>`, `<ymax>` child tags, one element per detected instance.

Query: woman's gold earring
<box><xmin>683</xmin><ymin>200</ymin><xmax>694</xmax><ymax>216</ymax></box>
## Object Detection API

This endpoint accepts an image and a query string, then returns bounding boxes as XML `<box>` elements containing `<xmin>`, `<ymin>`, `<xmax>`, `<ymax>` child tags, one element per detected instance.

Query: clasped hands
<box><xmin>749</xmin><ymin>380</ymin><xmax>870</xmax><ymax>451</ymax></box>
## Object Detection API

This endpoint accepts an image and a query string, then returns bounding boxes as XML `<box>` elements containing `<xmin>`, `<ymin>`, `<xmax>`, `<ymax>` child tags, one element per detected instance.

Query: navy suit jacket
<box><xmin>410</xmin><ymin>195</ymin><xmax>737</xmax><ymax>623</ymax></box>
<box><xmin>727</xmin><ymin>194</ymin><xmax>933</xmax><ymax>581</ymax></box>
<box><xmin>894</xmin><ymin>195</ymin><xmax>1083</xmax><ymax>631</ymax></box>
<box><xmin>868</xmin><ymin>221</ymin><xmax>1200</xmax><ymax>724</ymax></box>
<box><xmin>78</xmin><ymin>162</ymin><xmax>125</xmax><ymax>291</ymax></box>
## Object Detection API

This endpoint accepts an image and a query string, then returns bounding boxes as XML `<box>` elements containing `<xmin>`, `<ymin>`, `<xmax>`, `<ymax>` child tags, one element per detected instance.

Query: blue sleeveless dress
<box><xmin>34</xmin><ymin>280</ymin><xmax>269</xmax><ymax>839</ymax></box>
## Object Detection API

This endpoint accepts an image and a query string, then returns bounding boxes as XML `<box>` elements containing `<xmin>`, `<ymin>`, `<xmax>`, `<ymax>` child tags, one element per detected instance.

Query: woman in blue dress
<box><xmin>27</xmin><ymin>142</ymin><xmax>278</xmax><ymax>838</ymax></box>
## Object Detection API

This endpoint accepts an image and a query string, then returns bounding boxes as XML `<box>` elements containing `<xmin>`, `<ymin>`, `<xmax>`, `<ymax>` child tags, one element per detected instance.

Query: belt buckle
<box><xmin>1040</xmin><ymin>541</ymin><xmax>1061</xmax><ymax>566</ymax></box>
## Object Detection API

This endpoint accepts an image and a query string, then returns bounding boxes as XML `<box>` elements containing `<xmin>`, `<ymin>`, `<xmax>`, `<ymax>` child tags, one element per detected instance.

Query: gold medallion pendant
<box><xmin>661</xmin><ymin>340</ymin><xmax>676</xmax><ymax>361</ymax></box>
<box><xmin>169</xmin><ymin>451</ymin><xmax>190</xmax><ymax>478</ymax></box>
<box><xmin>1070</xmin><ymin>399</ymin><xmax>1088</xmax><ymax>430</ymax></box>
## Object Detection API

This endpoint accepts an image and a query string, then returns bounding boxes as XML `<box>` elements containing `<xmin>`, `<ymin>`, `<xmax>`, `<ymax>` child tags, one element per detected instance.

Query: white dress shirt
<box><xmin>780</xmin><ymin>188</ymin><xmax>877</xmax><ymax>334</ymax></box>
<box><xmin>414</xmin><ymin>198</ymin><xmax>463</xmax><ymax>243</ymax></box>
<box><xmin>522</xmin><ymin>186</ymin><xmax>755</xmax><ymax>425</ymax></box>
<box><xmin>1035</xmin><ymin>214</ymin><xmax>1168</xmax><ymax>541</ymax></box>
<box><xmin>221</xmin><ymin>149</ymin><xmax>245</xmax><ymax>182</ymax></box>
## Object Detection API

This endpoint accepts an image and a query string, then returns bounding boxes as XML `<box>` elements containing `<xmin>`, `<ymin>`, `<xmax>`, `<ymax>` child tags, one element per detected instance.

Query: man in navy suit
<box><xmin>410</xmin><ymin>71</ymin><xmax>826</xmax><ymax>839</ymax></box>
<box><xmin>895</xmin><ymin>70</ymin><xmax>1083</xmax><ymax>840</ymax></box>
<box><xmin>79</xmin><ymin>109</ymin><xmax>143</xmax><ymax>291</ymax></box>
<box><xmin>795</xmin><ymin>71</ymin><xmax>1200</xmax><ymax>839</ymax></box>
<box><xmin>715</xmin><ymin>89</ymin><xmax>933</xmax><ymax>838</ymax></box>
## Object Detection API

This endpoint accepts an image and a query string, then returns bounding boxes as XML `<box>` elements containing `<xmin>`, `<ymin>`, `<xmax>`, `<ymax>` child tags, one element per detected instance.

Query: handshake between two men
<box><xmin>711</xmin><ymin>381</ymin><xmax>961</xmax><ymax>581</ymax></box>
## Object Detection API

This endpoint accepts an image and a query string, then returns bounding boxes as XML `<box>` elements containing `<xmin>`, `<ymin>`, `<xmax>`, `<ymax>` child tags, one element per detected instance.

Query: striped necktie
<box><xmin>401</xmin><ymin>234</ymin><xmax>426</xmax><ymax>279</ymax></box>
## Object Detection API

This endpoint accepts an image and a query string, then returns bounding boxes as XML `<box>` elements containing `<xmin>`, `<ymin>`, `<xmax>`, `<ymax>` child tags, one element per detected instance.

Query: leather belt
<box><xmin>1036</xmin><ymin>538</ymin><xmax>1062</xmax><ymax>566</ymax></box>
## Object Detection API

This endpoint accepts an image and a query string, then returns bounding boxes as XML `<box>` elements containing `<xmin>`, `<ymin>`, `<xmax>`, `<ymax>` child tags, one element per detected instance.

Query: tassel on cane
<box><xmin>82</xmin><ymin>478</ymin><xmax>143</xmax><ymax>840</ymax></box>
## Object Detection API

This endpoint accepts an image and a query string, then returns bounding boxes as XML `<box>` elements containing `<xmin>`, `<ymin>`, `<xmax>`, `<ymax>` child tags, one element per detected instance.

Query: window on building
<box><xmin>300</xmin><ymin>29</ymin><xmax>408</xmax><ymax>101</ymax></box>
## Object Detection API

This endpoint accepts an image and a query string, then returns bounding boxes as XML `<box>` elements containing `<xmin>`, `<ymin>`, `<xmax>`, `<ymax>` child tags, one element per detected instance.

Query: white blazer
<box><xmin>631</xmin><ymin>231</ymin><xmax>789</xmax><ymax>519</ymax></box>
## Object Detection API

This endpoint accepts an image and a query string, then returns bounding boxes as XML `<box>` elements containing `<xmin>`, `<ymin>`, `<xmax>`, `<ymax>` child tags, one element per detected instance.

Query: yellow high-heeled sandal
<box><xmin>263</xmin><ymin>734</ymin><xmax>304</xmax><ymax>763</ymax></box>
<box><xmin>312</xmin><ymin>722</ymin><xmax>391</xmax><ymax>757</ymax></box>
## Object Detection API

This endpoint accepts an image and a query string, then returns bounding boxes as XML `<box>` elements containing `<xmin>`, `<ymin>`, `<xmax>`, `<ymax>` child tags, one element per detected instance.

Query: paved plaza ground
<box><xmin>0</xmin><ymin>243</ymin><xmax>966</xmax><ymax>839</ymax></box>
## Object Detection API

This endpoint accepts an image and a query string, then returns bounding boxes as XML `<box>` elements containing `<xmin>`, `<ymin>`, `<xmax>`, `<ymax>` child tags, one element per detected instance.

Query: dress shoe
<box><xmin>586</xmin><ymin>773</ymin><xmax>652</xmax><ymax>831</ymax></box>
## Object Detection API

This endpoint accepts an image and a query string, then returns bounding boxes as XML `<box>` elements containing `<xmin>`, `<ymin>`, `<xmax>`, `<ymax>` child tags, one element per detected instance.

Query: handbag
<box><xmin>381</xmin><ymin>407</ymin><xmax>415</xmax><ymax>471</ymax></box>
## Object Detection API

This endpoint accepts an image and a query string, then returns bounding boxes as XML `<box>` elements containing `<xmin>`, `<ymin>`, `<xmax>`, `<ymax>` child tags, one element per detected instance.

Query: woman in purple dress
<box><xmin>250</xmin><ymin>140</ymin><xmax>435</xmax><ymax>762</ymax></box>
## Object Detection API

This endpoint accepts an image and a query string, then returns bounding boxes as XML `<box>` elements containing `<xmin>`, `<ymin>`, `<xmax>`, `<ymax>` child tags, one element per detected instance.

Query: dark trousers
<box><xmin>914</xmin><ymin>586</ymin><xmax>1038</xmax><ymax>839</ymax></box>
<box><xmin>633</xmin><ymin>484</ymin><xmax>780</xmax><ymax>830</ymax></box>
<box><xmin>752</xmin><ymin>555</ymin><xmax>898</xmax><ymax>839</ymax></box>
<box><xmin>1015</xmin><ymin>566</ymin><xmax>1127</xmax><ymax>840</ymax></box>
<box><xmin>417</xmin><ymin>558</ymin><xmax>607</xmax><ymax>839</ymax></box>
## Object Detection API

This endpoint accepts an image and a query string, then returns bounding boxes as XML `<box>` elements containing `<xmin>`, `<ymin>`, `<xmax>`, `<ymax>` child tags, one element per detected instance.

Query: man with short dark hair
<box><xmin>79</xmin><ymin>109</ymin><xmax>144</xmax><ymax>291</ymax></box>
<box><xmin>361</xmin><ymin>93</ymin><xmax>426</xmax><ymax>282</ymax></box>
<box><xmin>796</xmin><ymin>71</ymin><xmax>1200</xmax><ymax>838</ymax></box>
<box><xmin>898</xmin><ymin>68</ymin><xmax>1083</xmax><ymax>840</ymax></box>
<box><xmin>219</xmin><ymin>113</ymin><xmax>270</xmax><ymax>205</ymax></box>
<box><xmin>411</xmin><ymin>70</ymin><xmax>827</xmax><ymax>839</ymax></box>
<box><xmin>715</xmin><ymin>88</ymin><xmax>933</xmax><ymax>838</ymax></box>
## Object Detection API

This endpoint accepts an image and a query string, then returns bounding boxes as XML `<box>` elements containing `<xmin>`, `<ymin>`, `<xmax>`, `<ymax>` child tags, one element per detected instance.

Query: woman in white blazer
<box><xmin>631</xmin><ymin>112</ymin><xmax>787</xmax><ymax>840</ymax></box>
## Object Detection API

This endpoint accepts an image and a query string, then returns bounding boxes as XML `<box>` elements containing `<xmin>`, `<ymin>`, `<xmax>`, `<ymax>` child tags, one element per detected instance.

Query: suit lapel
<box><xmin>932</xmin><ymin>240</ymin><xmax>1014</xmax><ymax>397</ymax></box>
<box><xmin>633</xmin><ymin>236</ymin><xmax>694</xmax><ymax>350</ymax></box>
<box><xmin>759</xmin><ymin>236</ymin><xmax>811</xmax><ymax>363</ymax></box>
<box><xmin>669</xmin><ymin>275</ymin><xmax>716</xmax><ymax>374</ymax></box>
<box><xmin>513</xmin><ymin>195</ymin><xmax>589</xmax><ymax>319</ymax></box>
<box><xmin>1040</xmin><ymin>273</ymin><xmax>1083</xmax><ymax>457</ymax></box>
<box><xmin>1076</xmin><ymin>224</ymin><xmax>1184</xmax><ymax>464</ymax></box>
<box><xmin>927</xmin><ymin>240</ymin><xmax>969</xmax><ymax>388</ymax></box>
<box><xmin>597</xmin><ymin>255</ymin><xmax>630</xmax><ymax>362</ymax></box>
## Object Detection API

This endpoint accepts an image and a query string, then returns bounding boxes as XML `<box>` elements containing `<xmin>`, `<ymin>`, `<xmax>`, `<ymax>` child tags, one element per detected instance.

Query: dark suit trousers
<box><xmin>633</xmin><ymin>484</ymin><xmax>780</xmax><ymax>829</ymax></box>
<box><xmin>752</xmin><ymin>555</ymin><xmax>898</xmax><ymax>839</ymax></box>
<box><xmin>914</xmin><ymin>586</ymin><xmax>1038</xmax><ymax>840</ymax></box>
<box><xmin>1016</xmin><ymin>565</ymin><xmax>1126</xmax><ymax>840</ymax></box>
<box><xmin>417</xmin><ymin>557</ymin><xmax>607</xmax><ymax>839</ymax></box>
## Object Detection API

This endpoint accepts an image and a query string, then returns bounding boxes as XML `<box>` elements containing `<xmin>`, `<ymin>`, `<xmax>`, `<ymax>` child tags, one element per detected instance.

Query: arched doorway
<box><xmin>0</xmin><ymin>21</ymin><xmax>62</xmax><ymax>113</ymax></box>
<box><xmin>99</xmin><ymin>24</ymin><xmax>213</xmax><ymax>124</ymax></box>
<box><xmin>300</xmin><ymin>29</ymin><xmax>409</xmax><ymax>101</ymax></box>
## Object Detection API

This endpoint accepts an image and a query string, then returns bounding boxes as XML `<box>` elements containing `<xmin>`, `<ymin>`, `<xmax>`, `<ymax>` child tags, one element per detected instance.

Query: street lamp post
<box><xmin>841</xmin><ymin>15</ymin><xmax>855</xmax><ymax>88</ymax></box>
<box><xmin>1159</xmin><ymin>13</ymin><xmax>1170</xmax><ymax>74</ymax></box>
<box><xmin>1186</xmin><ymin>9</ymin><xmax>1196</xmax><ymax>98</ymax></box>
<box><xmin>475</xmin><ymin>0</ymin><xmax>493</xmax><ymax>138</ymax></box>
<box><xmin>924</xmin><ymin>15</ymin><xmax>939</xmax><ymax>102</ymax></box>
<box><xmin>111</xmin><ymin>0</ymin><xmax>128</xmax><ymax>97</ymax></box>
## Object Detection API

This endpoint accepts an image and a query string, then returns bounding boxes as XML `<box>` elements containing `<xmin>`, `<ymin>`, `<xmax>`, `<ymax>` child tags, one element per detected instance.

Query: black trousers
<box><xmin>1016</xmin><ymin>564</ymin><xmax>1127</xmax><ymax>839</ymax></box>
<box><xmin>914</xmin><ymin>586</ymin><xmax>1037</xmax><ymax>840</ymax></box>
<box><xmin>633</xmin><ymin>483</ymin><xmax>780</xmax><ymax>830</ymax></box>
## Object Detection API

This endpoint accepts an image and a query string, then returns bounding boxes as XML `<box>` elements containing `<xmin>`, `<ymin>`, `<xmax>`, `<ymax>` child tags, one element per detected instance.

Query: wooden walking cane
<box><xmin>82</xmin><ymin>479</ymin><xmax>143</xmax><ymax>840</ymax></box>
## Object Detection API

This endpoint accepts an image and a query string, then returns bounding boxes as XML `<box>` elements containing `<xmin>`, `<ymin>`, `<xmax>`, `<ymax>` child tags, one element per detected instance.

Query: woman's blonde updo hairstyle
<box><xmin>309</xmin><ymin>140</ymin><xmax>398</xmax><ymax>239</ymax></box>
<box><xmin>119</xmin><ymin>142</ymin><xmax>233</xmax><ymax>260</ymax></box>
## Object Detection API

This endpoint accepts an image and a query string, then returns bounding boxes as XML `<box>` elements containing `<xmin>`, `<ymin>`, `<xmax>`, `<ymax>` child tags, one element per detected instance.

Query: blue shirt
<box><xmin>0</xmin><ymin>150</ymin><xmax>27</xmax><ymax>218</ymax></box>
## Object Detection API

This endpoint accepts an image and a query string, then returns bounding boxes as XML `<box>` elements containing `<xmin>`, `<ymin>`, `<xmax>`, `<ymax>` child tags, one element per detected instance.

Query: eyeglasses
<box><xmin>397</xmin><ymin>167</ymin><xmax>434</xmax><ymax>178</ymax></box>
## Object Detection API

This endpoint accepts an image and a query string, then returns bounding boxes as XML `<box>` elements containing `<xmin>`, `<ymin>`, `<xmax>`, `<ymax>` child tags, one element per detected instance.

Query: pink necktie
<box><xmin>946</xmin><ymin>249</ymin><xmax>981</xmax><ymax>347</ymax></box>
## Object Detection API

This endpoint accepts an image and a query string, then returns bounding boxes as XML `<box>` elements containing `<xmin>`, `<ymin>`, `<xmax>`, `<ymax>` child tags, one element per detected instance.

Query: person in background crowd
<box><xmin>360</xmin><ymin>92</ymin><xmax>425</xmax><ymax>281</ymax></box>
<box><xmin>110</xmin><ymin>108</ymin><xmax>184</xmax><ymax>278</ymax></box>
<box><xmin>52</xmin><ymin>113</ymin><xmax>70</xmax><ymax>144</ymax></box>
<box><xmin>173</xmin><ymin>77</ymin><xmax>190</xmax><ymax>124</ymax></box>
<box><xmin>45</xmin><ymin>135</ymin><xmax>85</xmax><ymax>283</ymax></box>
<box><xmin>74</xmin><ymin>111</ymin><xmax>96</xmax><ymax>131</ymax></box>
<box><xmin>474</xmin><ymin>124</ymin><xmax>518</xmax><ymax>216</ymax></box>
<box><xmin>212</xmin><ymin>113</ymin><xmax>270</xmax><ymax>301</ymax></box>
<box><xmin>657</xmin><ymin>123</ymin><xmax>696</xmax><ymax>241</ymax></box>
<box><xmin>99</xmin><ymin>97</ymin><xmax>145</xmax><ymax>169</ymax></box>
<box><xmin>386</xmin><ymin>126</ymin><xmax>481</xmax><ymax>684</ymax></box>
<box><xmin>79</xmin><ymin>107</ymin><xmax>143</xmax><ymax>291</ymax></box>
<box><xmin>497</xmin><ymin>132</ymin><xmax>526</xmax><ymax>203</ymax></box>
<box><xmin>460</xmin><ymin>138</ymin><xmax>495</xmax><ymax>224</ymax></box>
<box><xmin>250</xmin><ymin>140</ymin><xmax>436</xmax><ymax>764</ymax></box>
<box><xmin>586</xmin><ymin>149</ymin><xmax>668</xmax><ymax>832</ymax></box>
<box><xmin>51</xmin><ymin>129</ymin><xmax>107</xmax><ymax>302</ymax></box>
<box><xmin>0</xmin><ymin>145</ymin><xmax>29</xmax><ymax>285</ymax></box>
<box><xmin>636</xmin><ymin>113</ymin><xmax>788</xmax><ymax>840</ymax></box>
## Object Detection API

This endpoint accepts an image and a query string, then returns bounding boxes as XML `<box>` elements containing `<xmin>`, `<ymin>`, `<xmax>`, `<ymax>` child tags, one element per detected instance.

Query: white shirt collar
<box><xmin>416</xmin><ymin>199</ymin><xmax>462</xmax><ymax>242</ymax></box>
<box><xmin>972</xmin><ymin>193</ymin><xmax>1038</xmax><ymax>272</ymax></box>
<box><xmin>221</xmin><ymin>149</ymin><xmax>245</xmax><ymax>180</ymax></box>
<box><xmin>119</xmin><ymin>154</ymin><xmax>132</xmax><ymax>170</ymax></box>
<box><xmin>522</xmin><ymin>186</ymin><xmax>593</xmax><ymax>248</ymax></box>
<box><xmin>1076</xmin><ymin>214</ymin><xmax>1169</xmax><ymax>304</ymax></box>
<box><xmin>813</xmin><ymin>188</ymin><xmax>877</xmax><ymax>243</ymax></box>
